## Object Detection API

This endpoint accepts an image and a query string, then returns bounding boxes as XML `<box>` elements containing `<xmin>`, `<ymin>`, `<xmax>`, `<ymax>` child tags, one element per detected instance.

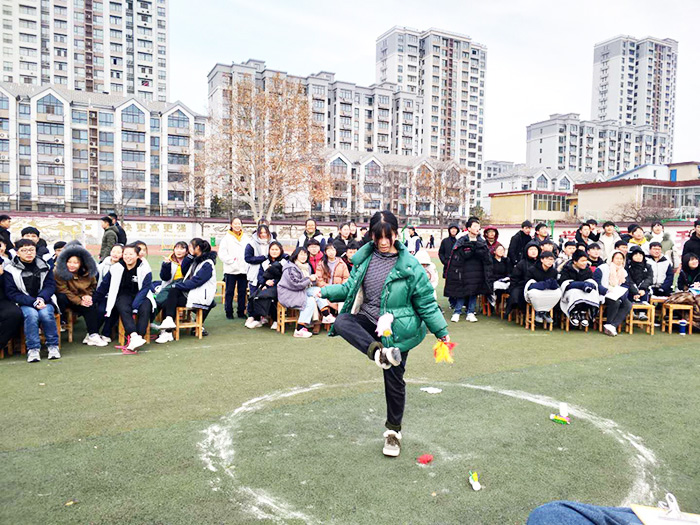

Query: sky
<box><xmin>169</xmin><ymin>0</ymin><xmax>699</xmax><ymax>164</ymax></box>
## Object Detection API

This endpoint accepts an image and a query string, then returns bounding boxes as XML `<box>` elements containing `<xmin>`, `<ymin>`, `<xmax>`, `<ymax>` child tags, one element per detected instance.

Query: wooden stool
<box><xmin>174</xmin><ymin>307</ymin><xmax>204</xmax><ymax>340</ymax></box>
<box><xmin>627</xmin><ymin>303</ymin><xmax>655</xmax><ymax>335</ymax></box>
<box><xmin>662</xmin><ymin>303</ymin><xmax>694</xmax><ymax>335</ymax></box>
<box><xmin>595</xmin><ymin>304</ymin><xmax>606</xmax><ymax>332</ymax></box>
<box><xmin>560</xmin><ymin>312</ymin><xmax>589</xmax><ymax>332</ymax></box>
<box><xmin>215</xmin><ymin>281</ymin><xmax>226</xmax><ymax>303</ymax></box>
<box><xmin>118</xmin><ymin>316</ymin><xmax>151</xmax><ymax>346</ymax></box>
<box><xmin>1</xmin><ymin>337</ymin><xmax>20</xmax><ymax>359</ymax></box>
<box><xmin>63</xmin><ymin>309</ymin><xmax>77</xmax><ymax>343</ymax></box>
<box><xmin>479</xmin><ymin>295</ymin><xmax>492</xmax><ymax>317</ymax></box>
<box><xmin>499</xmin><ymin>293</ymin><xmax>510</xmax><ymax>320</ymax></box>
<box><xmin>21</xmin><ymin>313</ymin><xmax>62</xmax><ymax>353</ymax></box>
<box><xmin>276</xmin><ymin>303</ymin><xmax>299</xmax><ymax>334</ymax></box>
<box><xmin>525</xmin><ymin>303</ymin><xmax>554</xmax><ymax>331</ymax></box>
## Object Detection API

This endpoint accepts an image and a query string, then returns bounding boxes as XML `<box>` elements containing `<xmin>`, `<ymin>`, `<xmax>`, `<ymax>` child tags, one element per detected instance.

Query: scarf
<box><xmin>295</xmin><ymin>260</ymin><xmax>310</xmax><ymax>280</ymax></box>
<box><xmin>609</xmin><ymin>263</ymin><xmax>627</xmax><ymax>287</ymax></box>
<box><xmin>228</xmin><ymin>229</ymin><xmax>243</xmax><ymax>241</ymax></box>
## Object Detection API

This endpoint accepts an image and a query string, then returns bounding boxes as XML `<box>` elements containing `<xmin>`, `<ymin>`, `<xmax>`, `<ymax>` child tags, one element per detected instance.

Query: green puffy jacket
<box><xmin>322</xmin><ymin>241</ymin><xmax>448</xmax><ymax>352</ymax></box>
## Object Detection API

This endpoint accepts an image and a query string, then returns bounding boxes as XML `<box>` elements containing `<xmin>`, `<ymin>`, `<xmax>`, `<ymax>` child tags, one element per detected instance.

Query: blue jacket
<box><xmin>160</xmin><ymin>254</ymin><xmax>194</xmax><ymax>282</ymax></box>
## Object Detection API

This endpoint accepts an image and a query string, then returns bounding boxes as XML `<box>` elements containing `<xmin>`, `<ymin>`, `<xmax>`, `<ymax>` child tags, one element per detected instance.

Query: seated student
<box><xmin>627</xmin><ymin>224</ymin><xmax>649</xmax><ymax>254</ymax></box>
<box><xmin>556</xmin><ymin>241</ymin><xmax>577</xmax><ymax>272</ymax></box>
<box><xmin>244</xmin><ymin>224</ymin><xmax>272</xmax><ymax>298</ymax></box>
<box><xmin>559</xmin><ymin>250</ymin><xmax>600</xmax><ymax>327</ymax></box>
<box><xmin>315</xmin><ymin>242</ymin><xmax>350</xmax><ymax>317</ymax></box>
<box><xmin>594</xmin><ymin>250</ymin><xmax>635</xmax><ymax>337</ymax></box>
<box><xmin>134</xmin><ymin>241</ymin><xmax>151</xmax><ymax>266</ymax></box>
<box><xmin>4</xmin><ymin>239</ymin><xmax>60</xmax><ymax>362</ymax></box>
<box><xmin>155</xmin><ymin>239</ymin><xmax>218</xmax><ymax>343</ymax></box>
<box><xmin>279</xmin><ymin>247</ymin><xmax>333</xmax><ymax>338</ymax></box>
<box><xmin>626</xmin><ymin>246</ymin><xmax>653</xmax><ymax>306</ymax></box>
<box><xmin>21</xmin><ymin>227</ymin><xmax>50</xmax><ymax>260</ymax></box>
<box><xmin>647</xmin><ymin>241</ymin><xmax>674</xmax><ymax>297</ymax></box>
<box><xmin>489</xmin><ymin>244</ymin><xmax>511</xmax><ymax>305</ymax></box>
<box><xmin>523</xmin><ymin>250</ymin><xmax>562</xmax><ymax>324</ymax></box>
<box><xmin>506</xmin><ymin>241</ymin><xmax>540</xmax><ymax>316</ymax></box>
<box><xmin>50</xmin><ymin>241</ymin><xmax>66</xmax><ymax>266</ymax></box>
<box><xmin>54</xmin><ymin>241</ymin><xmax>107</xmax><ymax>347</ymax></box>
<box><xmin>342</xmin><ymin>240</ymin><xmax>360</xmax><ymax>271</ymax></box>
<box><xmin>246</xmin><ymin>241</ymin><xmax>285</xmax><ymax>329</ymax></box>
<box><xmin>296</xmin><ymin>218</ymin><xmax>326</xmax><ymax>251</ymax></box>
<box><xmin>333</xmin><ymin>223</ymin><xmax>353</xmax><ymax>258</ymax></box>
<box><xmin>0</xmin><ymin>240</ymin><xmax>23</xmax><ymax>355</ymax></box>
<box><xmin>585</xmin><ymin>243</ymin><xmax>604</xmax><ymax>272</ymax></box>
<box><xmin>305</xmin><ymin>238</ymin><xmax>323</xmax><ymax>273</ymax></box>
<box><xmin>539</xmin><ymin>239</ymin><xmax>558</xmax><ymax>258</ymax></box>
<box><xmin>98</xmin><ymin>244</ymin><xmax>123</xmax><ymax>285</ymax></box>
<box><xmin>610</xmin><ymin>239</ymin><xmax>629</xmax><ymax>261</ymax></box>
<box><xmin>92</xmin><ymin>243</ymin><xmax>155</xmax><ymax>352</ymax></box>
<box><xmin>677</xmin><ymin>253</ymin><xmax>700</xmax><ymax>291</ymax></box>
<box><xmin>154</xmin><ymin>242</ymin><xmax>192</xmax><ymax>309</ymax></box>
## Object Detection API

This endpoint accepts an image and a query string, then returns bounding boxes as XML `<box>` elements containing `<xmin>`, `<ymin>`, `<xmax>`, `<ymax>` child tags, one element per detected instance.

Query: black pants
<box><xmin>605</xmin><ymin>297</ymin><xmax>633</xmax><ymax>328</ymax></box>
<box><xmin>224</xmin><ymin>273</ymin><xmax>247</xmax><ymax>318</ymax></box>
<box><xmin>334</xmin><ymin>313</ymin><xmax>408</xmax><ymax>432</ymax></box>
<box><xmin>163</xmin><ymin>288</ymin><xmax>213</xmax><ymax>324</ymax></box>
<box><xmin>114</xmin><ymin>294</ymin><xmax>150</xmax><ymax>336</ymax></box>
<box><xmin>0</xmin><ymin>299</ymin><xmax>23</xmax><ymax>349</ymax></box>
<box><xmin>57</xmin><ymin>293</ymin><xmax>100</xmax><ymax>335</ymax></box>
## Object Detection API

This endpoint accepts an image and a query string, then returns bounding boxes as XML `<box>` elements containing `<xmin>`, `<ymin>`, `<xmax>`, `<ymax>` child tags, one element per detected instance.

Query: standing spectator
<box><xmin>219</xmin><ymin>217</ymin><xmax>250</xmax><ymax>320</ymax></box>
<box><xmin>4</xmin><ymin>239</ymin><xmax>60</xmax><ymax>362</ymax></box>
<box><xmin>0</xmin><ymin>239</ymin><xmax>22</xmax><ymax>355</ymax></box>
<box><xmin>533</xmin><ymin>223</ymin><xmax>551</xmax><ymax>245</ymax></box>
<box><xmin>646</xmin><ymin>221</ymin><xmax>678</xmax><ymax>269</ymax></box>
<box><xmin>108</xmin><ymin>212</ymin><xmax>127</xmax><ymax>245</ymax></box>
<box><xmin>681</xmin><ymin>219</ymin><xmax>700</xmax><ymax>258</ymax></box>
<box><xmin>507</xmin><ymin>221</ymin><xmax>533</xmax><ymax>265</ymax></box>
<box><xmin>482</xmin><ymin>226</ymin><xmax>502</xmax><ymax>255</ymax></box>
<box><xmin>647</xmin><ymin>242</ymin><xmax>674</xmax><ymax>297</ymax></box>
<box><xmin>627</xmin><ymin>224</ymin><xmax>650</xmax><ymax>254</ymax></box>
<box><xmin>358</xmin><ymin>227</ymin><xmax>368</xmax><ymax>246</ymax></box>
<box><xmin>0</xmin><ymin>214</ymin><xmax>14</xmax><ymax>255</ymax></box>
<box><xmin>677</xmin><ymin>253</ymin><xmax>700</xmax><ymax>291</ymax></box>
<box><xmin>586</xmin><ymin>243</ymin><xmax>604</xmax><ymax>271</ymax></box>
<box><xmin>333</xmin><ymin>223</ymin><xmax>353</xmax><ymax>258</ymax></box>
<box><xmin>342</xmin><ymin>240</ymin><xmax>360</xmax><ymax>272</ymax></box>
<box><xmin>428</xmin><ymin>234</ymin><xmax>435</xmax><ymax>249</ymax></box>
<box><xmin>586</xmin><ymin>219</ymin><xmax>601</xmax><ymax>242</ymax></box>
<box><xmin>613</xmin><ymin>239</ymin><xmax>629</xmax><ymax>260</ymax></box>
<box><xmin>296</xmin><ymin>218</ymin><xmax>326</xmax><ymax>251</ymax></box>
<box><xmin>444</xmin><ymin>218</ymin><xmax>492</xmax><ymax>323</ymax></box>
<box><xmin>405</xmin><ymin>226</ymin><xmax>422</xmax><ymax>255</ymax></box>
<box><xmin>598</xmin><ymin>221</ymin><xmax>620</xmax><ymax>261</ymax></box>
<box><xmin>92</xmin><ymin>243</ymin><xmax>155</xmax><ymax>352</ymax></box>
<box><xmin>54</xmin><ymin>241</ymin><xmax>107</xmax><ymax>347</ymax></box>
<box><xmin>556</xmin><ymin>241</ymin><xmax>577</xmax><ymax>272</ymax></box>
<box><xmin>438</xmin><ymin>224</ymin><xmax>460</xmax><ymax>277</ymax></box>
<box><xmin>575</xmin><ymin>222</ymin><xmax>595</xmax><ymax>247</ymax></box>
<box><xmin>348</xmin><ymin>220</ymin><xmax>359</xmax><ymax>240</ymax></box>
<box><xmin>99</xmin><ymin>216</ymin><xmax>119</xmax><ymax>261</ymax></box>
<box><xmin>244</xmin><ymin>224</ymin><xmax>271</xmax><ymax>297</ymax></box>
<box><xmin>414</xmin><ymin>249</ymin><xmax>439</xmax><ymax>297</ymax></box>
<box><xmin>21</xmin><ymin>227</ymin><xmax>49</xmax><ymax>259</ymax></box>
<box><xmin>594</xmin><ymin>250</ymin><xmax>635</xmax><ymax>337</ymax></box>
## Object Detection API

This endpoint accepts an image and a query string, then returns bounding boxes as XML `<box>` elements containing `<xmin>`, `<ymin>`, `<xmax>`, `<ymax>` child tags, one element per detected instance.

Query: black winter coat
<box><xmin>678</xmin><ymin>254</ymin><xmax>700</xmax><ymax>291</ymax></box>
<box><xmin>525</xmin><ymin>262</ymin><xmax>558</xmax><ymax>284</ymax></box>
<box><xmin>507</xmin><ymin>231</ymin><xmax>533</xmax><ymax>265</ymax></box>
<box><xmin>333</xmin><ymin>236</ymin><xmax>352</xmax><ymax>258</ymax></box>
<box><xmin>682</xmin><ymin>232</ymin><xmax>700</xmax><ymax>258</ymax></box>
<box><xmin>0</xmin><ymin>226</ymin><xmax>13</xmax><ymax>253</ymax></box>
<box><xmin>558</xmin><ymin>261</ymin><xmax>593</xmax><ymax>285</ymax></box>
<box><xmin>626</xmin><ymin>260</ymin><xmax>653</xmax><ymax>291</ymax></box>
<box><xmin>438</xmin><ymin>235</ymin><xmax>458</xmax><ymax>277</ymax></box>
<box><xmin>443</xmin><ymin>237</ymin><xmax>493</xmax><ymax>297</ymax></box>
<box><xmin>490</xmin><ymin>255</ymin><xmax>512</xmax><ymax>282</ymax></box>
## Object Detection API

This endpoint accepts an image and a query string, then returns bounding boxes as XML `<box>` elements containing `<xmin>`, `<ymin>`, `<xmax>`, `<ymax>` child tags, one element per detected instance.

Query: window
<box><xmin>536</xmin><ymin>174</ymin><xmax>548</xmax><ymax>190</ymax></box>
<box><xmin>167</xmin><ymin>135</ymin><xmax>188</xmax><ymax>147</ymax></box>
<box><xmin>123</xmin><ymin>169</ymin><xmax>145</xmax><ymax>182</ymax></box>
<box><xmin>167</xmin><ymin>110</ymin><xmax>189</xmax><ymax>129</ymax></box>
<box><xmin>195</xmin><ymin>123</ymin><xmax>205</xmax><ymax>135</ymax></box>
<box><xmin>73</xmin><ymin>189</ymin><xmax>88</xmax><ymax>202</ymax></box>
<box><xmin>99</xmin><ymin>112</ymin><xmax>114</xmax><ymax>126</ymax></box>
<box><xmin>18</xmin><ymin>123</ymin><xmax>30</xmax><ymax>138</ymax></box>
<box><xmin>99</xmin><ymin>131</ymin><xmax>114</xmax><ymax>146</ymax></box>
<box><xmin>100</xmin><ymin>190</ymin><xmax>114</xmax><ymax>204</ymax></box>
<box><xmin>19</xmin><ymin>103</ymin><xmax>30</xmax><ymax>117</ymax></box>
<box><xmin>72</xmin><ymin>129</ymin><xmax>88</xmax><ymax>143</ymax></box>
<box><xmin>37</xmin><ymin>94</ymin><xmax>63</xmax><ymax>115</ymax></box>
<box><xmin>73</xmin><ymin>169</ymin><xmax>88</xmax><ymax>183</ymax></box>
<box><xmin>151</xmin><ymin>154</ymin><xmax>159</xmax><ymax>168</ymax></box>
<box><xmin>167</xmin><ymin>153</ymin><xmax>188</xmax><ymax>165</ymax></box>
<box><xmin>122</xmin><ymin>130</ymin><xmax>146</xmax><ymax>143</ymax></box>
<box><xmin>37</xmin><ymin>143</ymin><xmax>64</xmax><ymax>155</ymax></box>
<box><xmin>73</xmin><ymin>148</ymin><xmax>88</xmax><ymax>162</ymax></box>
<box><xmin>36</xmin><ymin>122</ymin><xmax>64</xmax><ymax>135</ymax></box>
<box><xmin>99</xmin><ymin>151</ymin><xmax>114</xmax><ymax>165</ymax></box>
<box><xmin>38</xmin><ymin>184</ymin><xmax>65</xmax><ymax>196</ymax></box>
<box><xmin>365</xmin><ymin>160</ymin><xmax>380</xmax><ymax>177</ymax></box>
<box><xmin>168</xmin><ymin>190</ymin><xmax>185</xmax><ymax>201</ymax></box>
<box><xmin>559</xmin><ymin>177</ymin><xmax>571</xmax><ymax>191</ymax></box>
<box><xmin>151</xmin><ymin>136</ymin><xmax>160</xmax><ymax>148</ymax></box>
<box><xmin>72</xmin><ymin>109</ymin><xmax>87</xmax><ymax>124</ymax></box>
<box><xmin>122</xmin><ymin>150</ymin><xmax>145</xmax><ymax>162</ymax></box>
<box><xmin>122</xmin><ymin>104</ymin><xmax>145</xmax><ymax>124</ymax></box>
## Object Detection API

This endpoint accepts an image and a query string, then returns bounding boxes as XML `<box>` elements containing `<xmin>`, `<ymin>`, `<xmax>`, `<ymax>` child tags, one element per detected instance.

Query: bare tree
<box><xmin>615</xmin><ymin>199</ymin><xmax>676</xmax><ymax>223</ymax></box>
<box><xmin>415</xmin><ymin>162</ymin><xmax>469</xmax><ymax>234</ymax></box>
<box><xmin>206</xmin><ymin>75</ymin><xmax>330</xmax><ymax>223</ymax></box>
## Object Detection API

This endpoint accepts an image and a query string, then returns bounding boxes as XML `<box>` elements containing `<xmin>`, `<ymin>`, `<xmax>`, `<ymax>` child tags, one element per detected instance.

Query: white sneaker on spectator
<box><xmin>603</xmin><ymin>324</ymin><xmax>617</xmax><ymax>337</ymax></box>
<box><xmin>293</xmin><ymin>327</ymin><xmax>312</xmax><ymax>338</ymax></box>
<box><xmin>382</xmin><ymin>430</ymin><xmax>402</xmax><ymax>457</ymax></box>
<box><xmin>450</xmin><ymin>313</ymin><xmax>460</xmax><ymax>323</ymax></box>
<box><xmin>155</xmin><ymin>331</ymin><xmax>173</xmax><ymax>344</ymax></box>
<box><xmin>27</xmin><ymin>349</ymin><xmax>40</xmax><ymax>363</ymax></box>
<box><xmin>158</xmin><ymin>316</ymin><xmax>176</xmax><ymax>330</ymax></box>
<box><xmin>321</xmin><ymin>314</ymin><xmax>336</xmax><ymax>324</ymax></box>
<box><xmin>82</xmin><ymin>334</ymin><xmax>90</xmax><ymax>344</ymax></box>
<box><xmin>87</xmin><ymin>333</ymin><xmax>108</xmax><ymax>347</ymax></box>
<box><xmin>248</xmin><ymin>320</ymin><xmax>263</xmax><ymax>329</ymax></box>
<box><xmin>245</xmin><ymin>317</ymin><xmax>255</xmax><ymax>328</ymax></box>
<box><xmin>48</xmin><ymin>347</ymin><xmax>61</xmax><ymax>360</ymax></box>
<box><xmin>127</xmin><ymin>333</ymin><xmax>147</xmax><ymax>350</ymax></box>
<box><xmin>581</xmin><ymin>318</ymin><xmax>589</xmax><ymax>327</ymax></box>
<box><xmin>270</xmin><ymin>322</ymin><xmax>278</xmax><ymax>331</ymax></box>
<box><xmin>466</xmin><ymin>313</ymin><xmax>478</xmax><ymax>323</ymax></box>
<box><xmin>100</xmin><ymin>335</ymin><xmax>111</xmax><ymax>343</ymax></box>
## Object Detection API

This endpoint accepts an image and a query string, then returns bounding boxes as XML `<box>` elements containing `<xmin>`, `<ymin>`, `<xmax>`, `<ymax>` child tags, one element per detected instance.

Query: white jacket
<box><xmin>101</xmin><ymin>261</ymin><xmax>156</xmax><ymax>317</ymax></box>
<box><xmin>182</xmin><ymin>256</ymin><xmax>218</xmax><ymax>309</ymax></box>
<box><xmin>218</xmin><ymin>230</ymin><xmax>250</xmax><ymax>275</ymax></box>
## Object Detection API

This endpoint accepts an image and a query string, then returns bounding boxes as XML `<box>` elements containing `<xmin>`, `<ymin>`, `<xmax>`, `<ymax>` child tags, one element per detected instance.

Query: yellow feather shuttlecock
<box><xmin>433</xmin><ymin>340</ymin><xmax>456</xmax><ymax>364</ymax></box>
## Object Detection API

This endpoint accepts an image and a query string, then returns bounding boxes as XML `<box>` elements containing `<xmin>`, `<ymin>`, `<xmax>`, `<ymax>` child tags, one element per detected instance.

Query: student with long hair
<box><xmin>219</xmin><ymin>217</ymin><xmax>250</xmax><ymax>319</ymax></box>
<box><xmin>315</xmin><ymin>242</ymin><xmax>349</xmax><ymax>318</ymax></box>
<box><xmin>332</xmin><ymin>222</ymin><xmax>353</xmax><ymax>258</ymax></box>
<box><xmin>244</xmin><ymin>224</ymin><xmax>271</xmax><ymax>298</ymax></box>
<box><xmin>0</xmin><ymin>238</ymin><xmax>23</xmax><ymax>356</ymax></box>
<box><xmin>246</xmin><ymin>240</ymin><xmax>285</xmax><ymax>329</ymax></box>
<box><xmin>319</xmin><ymin>211</ymin><xmax>449</xmax><ymax>458</ymax></box>
<box><xmin>594</xmin><ymin>250</ymin><xmax>635</xmax><ymax>337</ymax></box>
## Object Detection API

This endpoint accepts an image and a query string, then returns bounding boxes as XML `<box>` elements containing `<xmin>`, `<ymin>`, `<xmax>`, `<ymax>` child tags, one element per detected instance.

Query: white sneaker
<box><xmin>382</xmin><ymin>430</ymin><xmax>402</xmax><ymax>457</ymax></box>
<box><xmin>603</xmin><ymin>324</ymin><xmax>617</xmax><ymax>337</ymax></box>
<box><xmin>155</xmin><ymin>331</ymin><xmax>174</xmax><ymax>344</ymax></box>
<box><xmin>374</xmin><ymin>346</ymin><xmax>401</xmax><ymax>368</ymax></box>
<box><xmin>270</xmin><ymin>322</ymin><xmax>278</xmax><ymax>331</ymax></box>
<box><xmin>127</xmin><ymin>333</ymin><xmax>147</xmax><ymax>351</ymax></box>
<box><xmin>82</xmin><ymin>334</ymin><xmax>90</xmax><ymax>344</ymax></box>
<box><xmin>27</xmin><ymin>349</ymin><xmax>40</xmax><ymax>363</ymax></box>
<box><xmin>158</xmin><ymin>316</ymin><xmax>176</xmax><ymax>330</ymax></box>
<box><xmin>86</xmin><ymin>333</ymin><xmax>108</xmax><ymax>347</ymax></box>
<box><xmin>48</xmin><ymin>347</ymin><xmax>61</xmax><ymax>360</ymax></box>
<box><xmin>450</xmin><ymin>313</ymin><xmax>460</xmax><ymax>323</ymax></box>
<box><xmin>100</xmin><ymin>335</ymin><xmax>112</xmax><ymax>343</ymax></box>
<box><xmin>293</xmin><ymin>327</ymin><xmax>312</xmax><ymax>338</ymax></box>
<box><xmin>244</xmin><ymin>317</ymin><xmax>255</xmax><ymax>328</ymax></box>
<box><xmin>247</xmin><ymin>320</ymin><xmax>263</xmax><ymax>329</ymax></box>
<box><xmin>321</xmin><ymin>314</ymin><xmax>336</xmax><ymax>324</ymax></box>
<box><xmin>150</xmin><ymin>322</ymin><xmax>162</xmax><ymax>331</ymax></box>
<box><xmin>466</xmin><ymin>313</ymin><xmax>478</xmax><ymax>323</ymax></box>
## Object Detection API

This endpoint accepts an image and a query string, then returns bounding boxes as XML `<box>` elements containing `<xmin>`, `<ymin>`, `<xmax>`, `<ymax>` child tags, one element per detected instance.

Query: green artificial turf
<box><xmin>1</xmin><ymin>258</ymin><xmax>699</xmax><ymax>524</ymax></box>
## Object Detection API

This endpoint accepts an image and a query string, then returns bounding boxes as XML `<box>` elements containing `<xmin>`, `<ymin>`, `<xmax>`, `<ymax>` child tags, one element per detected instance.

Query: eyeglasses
<box><xmin>18</xmin><ymin>248</ymin><xmax>36</xmax><ymax>253</ymax></box>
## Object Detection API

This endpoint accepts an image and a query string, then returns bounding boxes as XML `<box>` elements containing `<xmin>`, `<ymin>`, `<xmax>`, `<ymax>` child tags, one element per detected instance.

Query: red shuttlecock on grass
<box><xmin>433</xmin><ymin>340</ymin><xmax>456</xmax><ymax>364</ymax></box>
<box><xmin>417</xmin><ymin>454</ymin><xmax>434</xmax><ymax>464</ymax></box>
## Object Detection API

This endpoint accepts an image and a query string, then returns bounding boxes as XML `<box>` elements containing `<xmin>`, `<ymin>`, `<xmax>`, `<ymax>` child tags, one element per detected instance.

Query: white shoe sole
<box><xmin>382</xmin><ymin>446</ymin><xmax>400</xmax><ymax>457</ymax></box>
<box><xmin>159</xmin><ymin>319</ymin><xmax>176</xmax><ymax>330</ymax></box>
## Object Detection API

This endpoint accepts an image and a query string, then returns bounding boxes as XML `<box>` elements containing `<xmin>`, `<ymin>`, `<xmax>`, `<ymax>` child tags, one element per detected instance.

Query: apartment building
<box><xmin>526</xmin><ymin>113</ymin><xmax>670</xmax><ymax>180</ymax></box>
<box><xmin>591</xmin><ymin>35</ymin><xmax>677</xmax><ymax>154</ymax></box>
<box><xmin>484</xmin><ymin>160</ymin><xmax>515</xmax><ymax>179</ymax></box>
<box><xmin>376</xmin><ymin>26</ymin><xmax>487</xmax><ymax>205</ymax></box>
<box><xmin>1</xmin><ymin>0</ymin><xmax>168</xmax><ymax>102</ymax></box>
<box><xmin>0</xmin><ymin>83</ymin><xmax>204</xmax><ymax>215</ymax></box>
<box><xmin>207</xmin><ymin>60</ymin><xmax>423</xmax><ymax>157</ymax></box>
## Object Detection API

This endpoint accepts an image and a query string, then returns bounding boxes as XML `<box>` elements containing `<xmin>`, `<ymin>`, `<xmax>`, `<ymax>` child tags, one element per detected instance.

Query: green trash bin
<box><xmin>210</xmin><ymin>237</ymin><xmax>216</xmax><ymax>247</ymax></box>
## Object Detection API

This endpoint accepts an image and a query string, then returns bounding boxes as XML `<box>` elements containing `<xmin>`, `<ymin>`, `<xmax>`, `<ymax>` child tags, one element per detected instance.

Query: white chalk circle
<box><xmin>198</xmin><ymin>380</ymin><xmax>660</xmax><ymax>524</ymax></box>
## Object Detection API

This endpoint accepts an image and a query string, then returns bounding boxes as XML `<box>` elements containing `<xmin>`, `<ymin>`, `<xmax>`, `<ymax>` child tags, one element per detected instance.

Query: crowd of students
<box><xmin>439</xmin><ymin>217</ymin><xmax>700</xmax><ymax>336</ymax></box>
